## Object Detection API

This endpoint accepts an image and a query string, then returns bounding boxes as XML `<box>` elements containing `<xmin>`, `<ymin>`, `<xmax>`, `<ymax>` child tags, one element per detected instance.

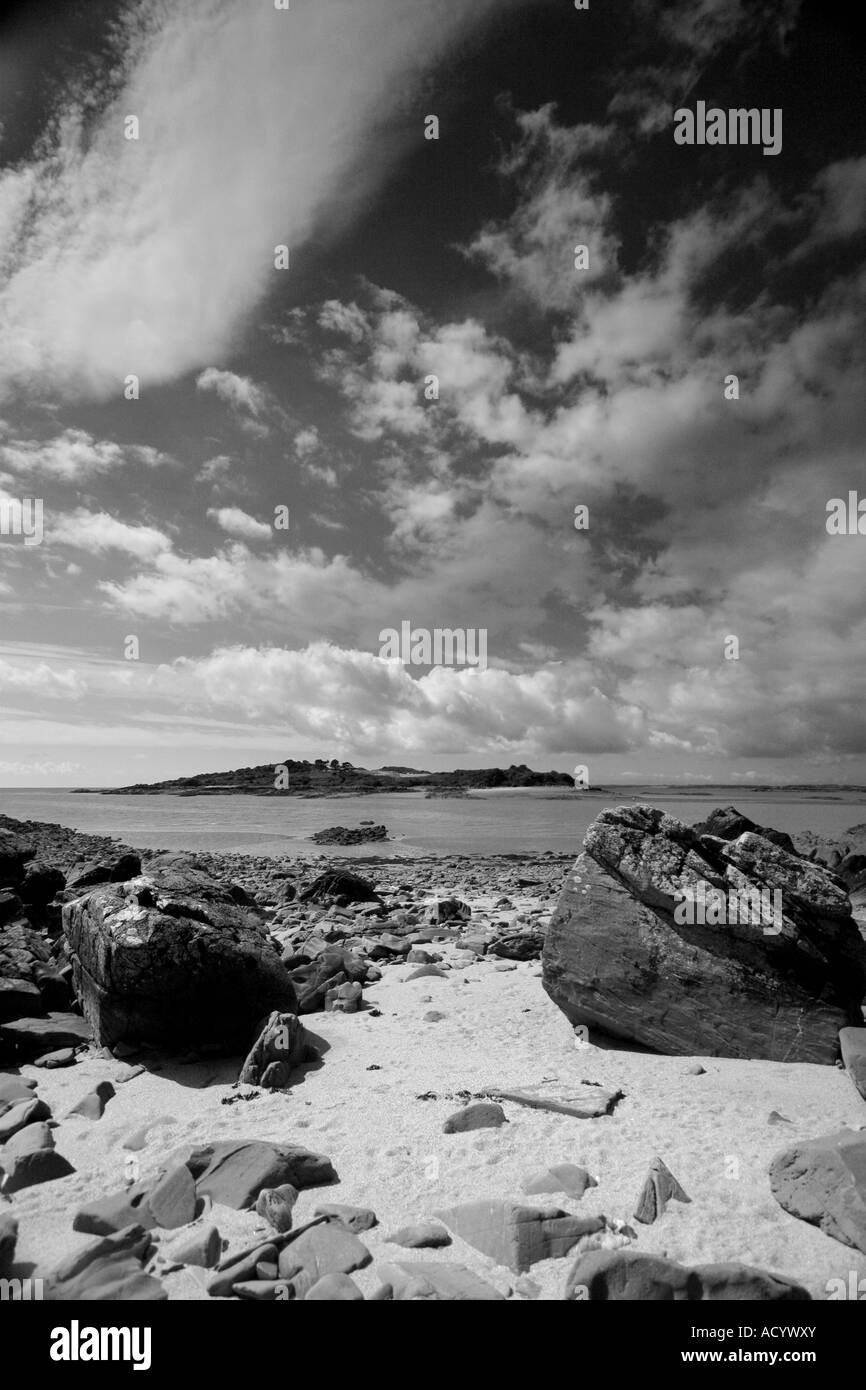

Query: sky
<box><xmin>0</xmin><ymin>0</ymin><xmax>864</xmax><ymax>787</ymax></box>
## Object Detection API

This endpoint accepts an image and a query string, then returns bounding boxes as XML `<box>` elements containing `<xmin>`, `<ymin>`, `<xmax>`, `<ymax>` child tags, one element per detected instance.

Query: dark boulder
<box><xmin>64</xmin><ymin>851</ymin><xmax>142</xmax><ymax>894</ymax></box>
<box><xmin>299</xmin><ymin>870</ymin><xmax>381</xmax><ymax>905</ymax></box>
<box><xmin>692</xmin><ymin>806</ymin><xmax>796</xmax><ymax>855</ymax></box>
<box><xmin>238</xmin><ymin>1011</ymin><xmax>318</xmax><ymax>1087</ymax></box>
<box><xmin>64</xmin><ymin>865</ymin><xmax>296</xmax><ymax>1049</ymax></box>
<box><xmin>0</xmin><ymin>829</ymin><xmax>35</xmax><ymax>887</ymax></box>
<box><xmin>543</xmin><ymin>805</ymin><xmax>866</xmax><ymax>1061</ymax></box>
<box><xmin>288</xmin><ymin>946</ymin><xmax>367</xmax><ymax>1014</ymax></box>
<box><xmin>19</xmin><ymin>861</ymin><xmax>65</xmax><ymax>906</ymax></box>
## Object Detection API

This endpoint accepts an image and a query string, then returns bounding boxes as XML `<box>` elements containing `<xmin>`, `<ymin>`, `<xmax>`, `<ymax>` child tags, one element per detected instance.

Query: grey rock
<box><xmin>769</xmin><ymin>1128</ymin><xmax>866</xmax><ymax>1253</ymax></box>
<box><xmin>443</xmin><ymin>1101</ymin><xmax>507</xmax><ymax>1133</ymax></box>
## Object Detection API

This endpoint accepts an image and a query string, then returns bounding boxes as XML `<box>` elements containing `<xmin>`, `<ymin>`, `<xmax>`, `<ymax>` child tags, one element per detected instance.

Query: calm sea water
<box><xmin>1</xmin><ymin>788</ymin><xmax>864</xmax><ymax>859</ymax></box>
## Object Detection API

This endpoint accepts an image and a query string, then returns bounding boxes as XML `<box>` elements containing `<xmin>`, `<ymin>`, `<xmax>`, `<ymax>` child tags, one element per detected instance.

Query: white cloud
<box><xmin>49</xmin><ymin>510</ymin><xmax>172</xmax><ymax>560</ymax></box>
<box><xmin>0</xmin><ymin>427</ymin><xmax>165</xmax><ymax>481</ymax></box>
<box><xmin>207</xmin><ymin>506</ymin><xmax>272</xmax><ymax>542</ymax></box>
<box><xmin>0</xmin><ymin>0</ymin><xmax>526</xmax><ymax>404</ymax></box>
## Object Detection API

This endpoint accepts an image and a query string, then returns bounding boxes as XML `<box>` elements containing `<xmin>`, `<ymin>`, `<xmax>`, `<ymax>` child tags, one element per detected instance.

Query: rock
<box><xmin>515</xmin><ymin>1275</ymin><xmax>542</xmax><ymax>1298</ymax></box>
<box><xmin>0</xmin><ymin>1096</ymin><xmax>50</xmax><ymax>1144</ymax></box>
<box><xmin>543</xmin><ymin>806</ymin><xmax>866</xmax><ymax>1060</ymax></box>
<box><xmin>163</xmin><ymin>1222</ymin><xmax>221</xmax><ymax>1268</ymax></box>
<box><xmin>0</xmin><ymin>1145</ymin><xmax>75</xmax><ymax>1193</ymax></box>
<box><xmin>2</xmin><ymin>1120</ymin><xmax>54</xmax><ymax>1156</ymax></box>
<box><xmin>434</xmin><ymin>1200</ymin><xmax>606</xmax><ymax>1273</ymax></box>
<box><xmin>207</xmin><ymin>1241</ymin><xmax>278</xmax><ymax>1298</ymax></box>
<box><xmin>686</xmin><ymin>1063</ymin><xmax>706</xmax><ymax>1075</ymax></box>
<box><xmin>426</xmin><ymin>899</ymin><xmax>471</xmax><ymax>925</ymax></box>
<box><xmin>256</xmin><ymin>1185</ymin><xmax>299</xmax><ymax>1233</ymax></box>
<box><xmin>65</xmin><ymin>852</ymin><xmax>142</xmax><ymax>891</ymax></box>
<box><xmin>423</xmin><ymin>1010</ymin><xmax>446</xmax><ymax>1022</ymax></box>
<box><xmin>19</xmin><ymin>860</ymin><xmax>65</xmax><ymax>906</ymax></box>
<box><xmin>277</xmin><ymin>1219</ymin><xmax>372</xmax><ymax>1281</ymax></box>
<box><xmin>0</xmin><ymin>977</ymin><xmax>43</xmax><ymax>1023</ymax></box>
<box><xmin>299</xmin><ymin>871</ymin><xmax>381</xmax><ymax>905</ymax></box>
<box><xmin>314</xmin><ymin>1203</ymin><xmax>378</xmax><ymax>1233</ymax></box>
<box><xmin>522</xmin><ymin>1164</ymin><xmax>597</xmax><ymax>1199</ymax></box>
<box><xmin>565</xmin><ymin>1249</ymin><xmax>810</xmax><ymax>1301</ymax></box>
<box><xmin>306</xmin><ymin>1273</ymin><xmax>364</xmax><ymax>1300</ymax></box>
<box><xmin>407</xmin><ymin>948</ymin><xmax>440</xmax><ymax>965</ymax></box>
<box><xmin>443</xmin><ymin>1101</ymin><xmax>507</xmax><ymax>1134</ymax></box>
<box><xmin>386</xmin><ymin>1223</ymin><xmax>451</xmax><ymax>1249</ymax></box>
<box><xmin>0</xmin><ymin>1074</ymin><xmax>37</xmax><ymax>1108</ymax></box>
<box><xmin>288</xmin><ymin>947</ymin><xmax>367</xmax><ymax>1014</ymax></box>
<box><xmin>64</xmin><ymin>865</ymin><xmax>297</xmax><ymax>1049</ymax></box>
<box><xmin>67</xmin><ymin>1079</ymin><xmax>115</xmax><ymax>1121</ymax></box>
<box><xmin>0</xmin><ymin>1012</ymin><xmax>91</xmax><ymax>1059</ymax></box>
<box><xmin>310</xmin><ymin>826</ymin><xmax>388</xmax><ymax>846</ymax></box>
<box><xmin>476</xmin><ymin>1083</ymin><xmax>621</xmax><ymax>1119</ymax></box>
<box><xmin>73</xmin><ymin>1183</ymin><xmax>157</xmax><ymax>1236</ymax></box>
<box><xmin>33</xmin><ymin>1047</ymin><xmax>76</xmax><ymax>1068</ymax></box>
<box><xmin>146</xmin><ymin>1163</ymin><xmax>197</xmax><ymax>1228</ymax></box>
<box><xmin>239</xmin><ymin>1011</ymin><xmax>317</xmax><ymax>1087</ymax></box>
<box><xmin>489</xmin><ymin>933</ymin><xmax>545</xmax><ymax>961</ymax></box>
<box><xmin>634</xmin><ymin>1157</ymin><xmax>691</xmax><ymax>1224</ymax></box>
<box><xmin>325</xmin><ymin>981</ymin><xmax>363</xmax><ymax>1013</ymax></box>
<box><xmin>769</xmin><ymin>1128</ymin><xmax>866</xmax><ymax>1253</ymax></box>
<box><xmin>406</xmin><ymin>964</ymin><xmax>448</xmax><ymax>981</ymax></box>
<box><xmin>840</xmin><ymin>1027</ymin><xmax>866</xmax><ymax>1102</ymax></box>
<box><xmin>378</xmin><ymin>1260</ymin><xmax>504</xmax><ymax>1300</ymax></box>
<box><xmin>0</xmin><ymin>1212</ymin><xmax>17</xmax><ymax>1276</ymax></box>
<box><xmin>0</xmin><ymin>829</ymin><xmax>35</xmax><ymax>885</ymax></box>
<box><xmin>44</xmin><ymin>1225</ymin><xmax>165</xmax><ymax>1301</ymax></box>
<box><xmin>692</xmin><ymin>807</ymin><xmax>795</xmax><ymax>854</ymax></box>
<box><xmin>176</xmin><ymin>1139</ymin><xmax>337</xmax><ymax>1209</ymax></box>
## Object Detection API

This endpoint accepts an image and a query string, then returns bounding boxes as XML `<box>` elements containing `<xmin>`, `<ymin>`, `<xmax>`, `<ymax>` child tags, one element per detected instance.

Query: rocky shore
<box><xmin>1</xmin><ymin>805</ymin><xmax>865</xmax><ymax>1301</ymax></box>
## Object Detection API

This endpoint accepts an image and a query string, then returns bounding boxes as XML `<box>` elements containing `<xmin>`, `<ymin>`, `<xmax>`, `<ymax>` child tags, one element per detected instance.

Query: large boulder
<box><xmin>288</xmin><ymin>947</ymin><xmax>368</xmax><ymax>1014</ymax></box>
<box><xmin>542</xmin><ymin>805</ymin><xmax>866</xmax><ymax>1061</ymax></box>
<box><xmin>0</xmin><ymin>829</ymin><xmax>35</xmax><ymax>887</ymax></box>
<box><xmin>299</xmin><ymin>870</ymin><xmax>380</xmax><ymax>905</ymax></box>
<box><xmin>564</xmin><ymin>1250</ymin><xmax>809</xmax><ymax>1301</ymax></box>
<box><xmin>63</xmin><ymin>865</ymin><xmax>297</xmax><ymax>1049</ymax></box>
<box><xmin>692</xmin><ymin>806</ymin><xmax>796</xmax><ymax>855</ymax></box>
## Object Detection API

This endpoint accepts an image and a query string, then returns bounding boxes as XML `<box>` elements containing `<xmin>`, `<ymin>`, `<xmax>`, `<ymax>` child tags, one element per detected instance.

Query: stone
<box><xmin>0</xmin><ymin>1212</ymin><xmax>17</xmax><ymax>1276</ymax></box>
<box><xmin>687</xmin><ymin>1064</ymin><xmax>706</xmax><ymax>1075</ymax></box>
<box><xmin>145</xmin><ymin>1163</ymin><xmax>197</xmax><ymax>1228</ymax></box>
<box><xmin>476</xmin><ymin>1084</ymin><xmax>621</xmax><ymax>1119</ymax></box>
<box><xmin>277</xmin><ymin>1219</ymin><xmax>372</xmax><ymax>1281</ymax></box>
<box><xmin>20</xmin><ymin>860</ymin><xmax>65</xmax><ymax>906</ymax></box>
<box><xmin>565</xmin><ymin>1249</ymin><xmax>810</xmax><ymax>1301</ymax></box>
<box><xmin>238</xmin><ymin>1011</ymin><xmax>317</xmax><ymax>1087</ymax></box>
<box><xmin>0</xmin><ymin>977</ymin><xmax>43</xmax><ymax>1023</ymax></box>
<box><xmin>378</xmin><ymin>1260</ymin><xmax>504</xmax><ymax>1301</ymax></box>
<box><xmin>64</xmin><ymin>865</ymin><xmax>296</xmax><ymax>1049</ymax></box>
<box><xmin>67</xmin><ymin>1079</ymin><xmax>115</xmax><ymax>1121</ymax></box>
<box><xmin>426</xmin><ymin>899</ymin><xmax>471</xmax><ymax>925</ymax></box>
<box><xmin>255</xmin><ymin>1184</ymin><xmax>299</xmax><ymax>1233</ymax></box>
<box><xmin>33</xmin><ymin>1047</ymin><xmax>76</xmax><ymax>1068</ymax></box>
<box><xmin>489</xmin><ymin>933</ymin><xmax>545</xmax><ymax>961</ymax></box>
<box><xmin>769</xmin><ymin>1128</ymin><xmax>866</xmax><ymax>1253</ymax></box>
<box><xmin>521</xmin><ymin>1164</ymin><xmax>597</xmax><ymax>1199</ymax></box>
<box><xmin>692</xmin><ymin>807</ymin><xmax>795</xmax><ymax>854</ymax></box>
<box><xmin>543</xmin><ymin>806</ymin><xmax>866</xmax><ymax>1061</ymax></box>
<box><xmin>163</xmin><ymin>1221</ymin><xmax>221</xmax><ymax>1268</ymax></box>
<box><xmin>0</xmin><ymin>1012</ymin><xmax>91</xmax><ymax>1059</ymax></box>
<box><xmin>299</xmin><ymin>871</ymin><xmax>381</xmax><ymax>905</ymax></box>
<box><xmin>443</xmin><ymin>1101</ymin><xmax>507</xmax><ymax>1133</ymax></box>
<box><xmin>206</xmin><ymin>1241</ymin><xmax>278</xmax><ymax>1298</ymax></box>
<box><xmin>2</xmin><ymin>1120</ymin><xmax>54</xmax><ymax>1156</ymax></box>
<box><xmin>406</xmin><ymin>965</ymin><xmax>448</xmax><ymax>981</ymax></box>
<box><xmin>314</xmin><ymin>1203</ymin><xmax>378</xmax><ymax>1233</ymax></box>
<box><xmin>73</xmin><ymin>1183</ymin><xmax>157</xmax><ymax>1237</ymax></box>
<box><xmin>0</xmin><ymin>828</ymin><xmax>35</xmax><ymax>885</ymax></box>
<box><xmin>0</xmin><ymin>1074</ymin><xmax>37</xmax><ymax>1109</ymax></box>
<box><xmin>288</xmin><ymin>947</ymin><xmax>367</xmax><ymax>1014</ymax></box>
<box><xmin>634</xmin><ymin>1157</ymin><xmax>691</xmax><ymax>1223</ymax></box>
<box><xmin>423</xmin><ymin>1011</ymin><xmax>446</xmax><ymax>1022</ymax></box>
<box><xmin>306</xmin><ymin>1272</ymin><xmax>364</xmax><ymax>1300</ymax></box>
<box><xmin>65</xmin><ymin>852</ymin><xmax>142</xmax><ymax>892</ymax></box>
<box><xmin>0</xmin><ymin>1096</ymin><xmax>50</xmax><ymax>1144</ymax></box>
<box><xmin>176</xmin><ymin>1139</ymin><xmax>337</xmax><ymax>1209</ymax></box>
<box><xmin>44</xmin><ymin>1225</ymin><xmax>165</xmax><ymax>1301</ymax></box>
<box><xmin>324</xmin><ymin>981</ymin><xmax>363</xmax><ymax>1013</ymax></box>
<box><xmin>0</xmin><ymin>1145</ymin><xmax>75</xmax><ymax>1193</ymax></box>
<box><xmin>386</xmin><ymin>1222</ymin><xmax>451</xmax><ymax>1249</ymax></box>
<box><xmin>840</xmin><ymin>1027</ymin><xmax>866</xmax><ymax>1102</ymax></box>
<box><xmin>434</xmin><ymin>1199</ymin><xmax>605</xmax><ymax>1273</ymax></box>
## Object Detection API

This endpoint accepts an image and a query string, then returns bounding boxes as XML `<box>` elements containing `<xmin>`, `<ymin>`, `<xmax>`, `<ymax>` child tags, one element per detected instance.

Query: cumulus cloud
<box><xmin>49</xmin><ymin>509</ymin><xmax>172</xmax><ymax>559</ymax></box>
<box><xmin>0</xmin><ymin>426</ymin><xmax>166</xmax><ymax>481</ymax></box>
<box><xmin>0</xmin><ymin>0</ymin><xmax>527</xmax><ymax>404</ymax></box>
<box><xmin>207</xmin><ymin>506</ymin><xmax>272</xmax><ymax>542</ymax></box>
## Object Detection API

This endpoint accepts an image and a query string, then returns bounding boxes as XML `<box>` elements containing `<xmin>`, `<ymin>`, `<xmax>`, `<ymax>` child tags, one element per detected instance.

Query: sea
<box><xmin>1</xmin><ymin>787</ymin><xmax>864</xmax><ymax>860</ymax></box>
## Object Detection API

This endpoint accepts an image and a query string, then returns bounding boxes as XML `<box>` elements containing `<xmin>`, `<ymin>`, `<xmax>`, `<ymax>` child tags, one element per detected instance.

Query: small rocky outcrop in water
<box><xmin>542</xmin><ymin>804</ymin><xmax>866</xmax><ymax>1061</ymax></box>
<box><xmin>310</xmin><ymin>825</ymin><xmax>388</xmax><ymax>846</ymax></box>
<box><xmin>64</xmin><ymin>862</ymin><xmax>297</xmax><ymax>1050</ymax></box>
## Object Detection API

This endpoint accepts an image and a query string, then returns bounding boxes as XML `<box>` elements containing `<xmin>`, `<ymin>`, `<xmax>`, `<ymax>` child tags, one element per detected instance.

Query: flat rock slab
<box><xmin>385</xmin><ymin>1222</ymin><xmax>451</xmax><ymax>1249</ymax></box>
<box><xmin>769</xmin><ymin>1128</ymin><xmax>866</xmax><ymax>1254</ymax></box>
<box><xmin>277</xmin><ymin>1220</ymin><xmax>372</xmax><ymax>1281</ymax></box>
<box><xmin>0</xmin><ymin>1012</ymin><xmax>91</xmax><ymax>1057</ymax></box>
<box><xmin>314</xmin><ymin>1203</ymin><xmax>378</xmax><ymax>1233</ymax></box>
<box><xmin>0</xmin><ymin>1097</ymin><xmax>50</xmax><ymax>1144</ymax></box>
<box><xmin>565</xmin><ymin>1250</ymin><xmax>810</xmax><ymax>1301</ymax></box>
<box><xmin>147</xmin><ymin>1163</ymin><xmax>197</xmax><ymax>1229</ymax></box>
<box><xmin>0</xmin><ymin>1147</ymin><xmax>75</xmax><ymax>1194</ymax></box>
<box><xmin>434</xmin><ymin>1199</ymin><xmax>605</xmax><ymax>1273</ymax></box>
<box><xmin>378</xmin><ymin>1260</ymin><xmax>504</xmax><ymax>1300</ymax></box>
<box><xmin>840</xmin><ymin>1027</ymin><xmax>866</xmax><ymax>1103</ymax></box>
<box><xmin>177</xmin><ymin>1139</ymin><xmax>337</xmax><ymax>1209</ymax></box>
<box><xmin>306</xmin><ymin>1273</ymin><xmax>363</xmax><ymax>1300</ymax></box>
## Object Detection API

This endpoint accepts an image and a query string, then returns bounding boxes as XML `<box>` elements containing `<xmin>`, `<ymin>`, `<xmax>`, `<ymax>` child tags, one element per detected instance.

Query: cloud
<box><xmin>0</xmin><ymin>0</ymin><xmax>526</xmax><ymax>404</ymax></box>
<box><xmin>0</xmin><ymin>426</ymin><xmax>166</xmax><ymax>481</ymax></box>
<box><xmin>49</xmin><ymin>509</ymin><xmax>172</xmax><ymax>559</ymax></box>
<box><xmin>207</xmin><ymin>506</ymin><xmax>272</xmax><ymax>542</ymax></box>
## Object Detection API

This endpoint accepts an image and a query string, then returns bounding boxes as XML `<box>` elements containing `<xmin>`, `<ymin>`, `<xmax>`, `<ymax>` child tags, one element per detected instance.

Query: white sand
<box><xmin>11</xmin><ymin>954</ymin><xmax>866</xmax><ymax>1300</ymax></box>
